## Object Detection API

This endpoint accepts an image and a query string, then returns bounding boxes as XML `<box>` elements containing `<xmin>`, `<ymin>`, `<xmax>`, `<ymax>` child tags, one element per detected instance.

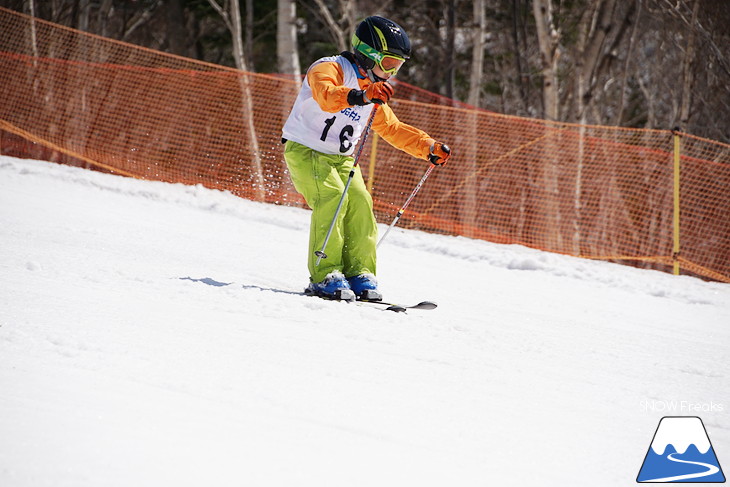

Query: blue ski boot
<box><xmin>306</xmin><ymin>272</ymin><xmax>356</xmax><ymax>301</ymax></box>
<box><xmin>347</xmin><ymin>274</ymin><xmax>382</xmax><ymax>301</ymax></box>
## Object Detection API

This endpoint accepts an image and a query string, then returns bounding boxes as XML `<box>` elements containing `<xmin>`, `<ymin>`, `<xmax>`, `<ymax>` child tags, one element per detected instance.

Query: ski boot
<box><xmin>347</xmin><ymin>274</ymin><xmax>382</xmax><ymax>301</ymax></box>
<box><xmin>305</xmin><ymin>272</ymin><xmax>356</xmax><ymax>301</ymax></box>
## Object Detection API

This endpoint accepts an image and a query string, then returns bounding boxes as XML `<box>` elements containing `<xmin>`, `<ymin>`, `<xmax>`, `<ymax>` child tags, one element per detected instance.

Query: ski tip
<box><xmin>412</xmin><ymin>301</ymin><xmax>437</xmax><ymax>310</ymax></box>
<box><xmin>386</xmin><ymin>304</ymin><xmax>407</xmax><ymax>312</ymax></box>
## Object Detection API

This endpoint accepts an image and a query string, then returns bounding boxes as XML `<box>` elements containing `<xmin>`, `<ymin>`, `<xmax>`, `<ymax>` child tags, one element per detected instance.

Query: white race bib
<box><xmin>282</xmin><ymin>55</ymin><xmax>374</xmax><ymax>156</ymax></box>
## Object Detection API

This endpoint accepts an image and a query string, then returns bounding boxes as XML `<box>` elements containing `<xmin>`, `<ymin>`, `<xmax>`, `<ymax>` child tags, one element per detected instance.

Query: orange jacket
<box><xmin>307</xmin><ymin>61</ymin><xmax>434</xmax><ymax>161</ymax></box>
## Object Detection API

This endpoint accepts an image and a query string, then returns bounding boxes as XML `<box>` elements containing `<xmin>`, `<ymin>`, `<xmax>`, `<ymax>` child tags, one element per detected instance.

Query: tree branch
<box><xmin>122</xmin><ymin>0</ymin><xmax>163</xmax><ymax>42</ymax></box>
<box><xmin>207</xmin><ymin>0</ymin><xmax>233</xmax><ymax>32</ymax></box>
<box><xmin>312</xmin><ymin>0</ymin><xmax>346</xmax><ymax>51</ymax></box>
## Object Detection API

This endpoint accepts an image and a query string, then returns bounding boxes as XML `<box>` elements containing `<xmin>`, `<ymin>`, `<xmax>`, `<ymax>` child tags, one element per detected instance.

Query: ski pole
<box><xmin>315</xmin><ymin>105</ymin><xmax>379</xmax><ymax>265</ymax></box>
<box><xmin>377</xmin><ymin>142</ymin><xmax>450</xmax><ymax>249</ymax></box>
<box><xmin>376</xmin><ymin>162</ymin><xmax>438</xmax><ymax>249</ymax></box>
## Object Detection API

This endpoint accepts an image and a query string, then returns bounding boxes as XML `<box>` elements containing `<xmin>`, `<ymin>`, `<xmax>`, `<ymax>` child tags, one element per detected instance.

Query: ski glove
<box><xmin>365</xmin><ymin>81</ymin><xmax>394</xmax><ymax>105</ymax></box>
<box><xmin>347</xmin><ymin>81</ymin><xmax>394</xmax><ymax>106</ymax></box>
<box><xmin>429</xmin><ymin>142</ymin><xmax>451</xmax><ymax>165</ymax></box>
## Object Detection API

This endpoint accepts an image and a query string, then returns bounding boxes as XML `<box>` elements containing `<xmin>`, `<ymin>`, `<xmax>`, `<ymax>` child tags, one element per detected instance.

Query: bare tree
<box><xmin>207</xmin><ymin>0</ymin><xmax>265</xmax><ymax>201</ymax></box>
<box><xmin>309</xmin><ymin>0</ymin><xmax>356</xmax><ymax>52</ymax></box>
<box><xmin>22</xmin><ymin>0</ymin><xmax>39</xmax><ymax>60</ymax></box>
<box><xmin>467</xmin><ymin>0</ymin><xmax>485</xmax><ymax>107</ymax></box>
<box><xmin>458</xmin><ymin>0</ymin><xmax>486</xmax><ymax>238</ymax></box>
<box><xmin>510</xmin><ymin>0</ymin><xmax>531</xmax><ymax>115</ymax></box>
<box><xmin>97</xmin><ymin>0</ymin><xmax>113</xmax><ymax>38</ymax></box>
<box><xmin>678</xmin><ymin>0</ymin><xmax>699</xmax><ymax>127</ymax></box>
<box><xmin>532</xmin><ymin>0</ymin><xmax>560</xmax><ymax>121</ymax></box>
<box><xmin>444</xmin><ymin>0</ymin><xmax>457</xmax><ymax>99</ymax></box>
<box><xmin>207</xmin><ymin>0</ymin><xmax>247</xmax><ymax>70</ymax></box>
<box><xmin>121</xmin><ymin>1</ymin><xmax>163</xmax><ymax>43</ymax></box>
<box><xmin>567</xmin><ymin>0</ymin><xmax>620</xmax><ymax>253</ymax></box>
<box><xmin>569</xmin><ymin>0</ymin><xmax>619</xmax><ymax>125</ymax></box>
<box><xmin>615</xmin><ymin>0</ymin><xmax>642</xmax><ymax>126</ymax></box>
<box><xmin>277</xmin><ymin>0</ymin><xmax>301</xmax><ymax>82</ymax></box>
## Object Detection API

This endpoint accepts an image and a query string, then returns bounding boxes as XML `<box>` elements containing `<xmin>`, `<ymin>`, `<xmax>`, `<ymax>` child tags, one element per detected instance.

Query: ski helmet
<box><xmin>351</xmin><ymin>16</ymin><xmax>411</xmax><ymax>77</ymax></box>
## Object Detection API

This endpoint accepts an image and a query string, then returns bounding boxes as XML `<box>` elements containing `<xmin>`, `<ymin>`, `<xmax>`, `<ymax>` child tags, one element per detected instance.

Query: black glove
<box><xmin>347</xmin><ymin>81</ymin><xmax>394</xmax><ymax>106</ymax></box>
<box><xmin>347</xmin><ymin>89</ymin><xmax>369</xmax><ymax>106</ymax></box>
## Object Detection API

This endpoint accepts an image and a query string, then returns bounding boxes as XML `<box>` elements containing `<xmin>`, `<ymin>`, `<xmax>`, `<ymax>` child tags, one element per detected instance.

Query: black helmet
<box><xmin>351</xmin><ymin>16</ymin><xmax>411</xmax><ymax>78</ymax></box>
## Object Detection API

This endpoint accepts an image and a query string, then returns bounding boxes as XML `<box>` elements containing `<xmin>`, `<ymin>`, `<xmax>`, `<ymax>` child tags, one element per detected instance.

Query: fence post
<box><xmin>672</xmin><ymin>128</ymin><xmax>681</xmax><ymax>275</ymax></box>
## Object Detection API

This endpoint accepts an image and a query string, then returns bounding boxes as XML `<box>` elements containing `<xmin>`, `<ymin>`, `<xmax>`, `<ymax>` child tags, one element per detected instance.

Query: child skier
<box><xmin>282</xmin><ymin>15</ymin><xmax>452</xmax><ymax>301</ymax></box>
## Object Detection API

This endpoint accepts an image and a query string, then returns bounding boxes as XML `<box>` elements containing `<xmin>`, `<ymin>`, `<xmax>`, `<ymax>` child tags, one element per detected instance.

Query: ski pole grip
<box><xmin>428</xmin><ymin>144</ymin><xmax>450</xmax><ymax>165</ymax></box>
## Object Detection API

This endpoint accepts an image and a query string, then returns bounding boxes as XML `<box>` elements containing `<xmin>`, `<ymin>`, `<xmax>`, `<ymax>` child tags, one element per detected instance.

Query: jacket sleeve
<box><xmin>307</xmin><ymin>62</ymin><xmax>352</xmax><ymax>113</ymax></box>
<box><xmin>309</xmin><ymin>62</ymin><xmax>434</xmax><ymax>160</ymax></box>
<box><xmin>372</xmin><ymin>103</ymin><xmax>434</xmax><ymax>161</ymax></box>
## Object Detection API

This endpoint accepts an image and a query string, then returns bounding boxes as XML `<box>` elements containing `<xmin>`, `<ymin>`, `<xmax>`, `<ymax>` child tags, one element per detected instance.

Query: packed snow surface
<box><xmin>1</xmin><ymin>156</ymin><xmax>728</xmax><ymax>486</ymax></box>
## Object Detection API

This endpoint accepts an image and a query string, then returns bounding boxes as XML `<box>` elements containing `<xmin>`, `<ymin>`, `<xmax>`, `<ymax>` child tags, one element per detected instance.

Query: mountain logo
<box><xmin>637</xmin><ymin>416</ymin><xmax>725</xmax><ymax>483</ymax></box>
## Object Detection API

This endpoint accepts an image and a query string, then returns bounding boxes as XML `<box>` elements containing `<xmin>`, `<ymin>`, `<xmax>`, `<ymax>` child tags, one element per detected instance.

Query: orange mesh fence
<box><xmin>1</xmin><ymin>8</ymin><xmax>729</xmax><ymax>283</ymax></box>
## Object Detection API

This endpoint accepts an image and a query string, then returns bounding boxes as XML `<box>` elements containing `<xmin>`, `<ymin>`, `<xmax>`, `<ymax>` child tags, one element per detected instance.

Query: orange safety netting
<box><xmin>1</xmin><ymin>7</ymin><xmax>729</xmax><ymax>283</ymax></box>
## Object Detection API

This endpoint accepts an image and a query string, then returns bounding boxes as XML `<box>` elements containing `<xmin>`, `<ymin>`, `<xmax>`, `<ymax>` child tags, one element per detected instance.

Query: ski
<box><xmin>358</xmin><ymin>300</ymin><xmax>407</xmax><ymax>313</ymax></box>
<box><xmin>306</xmin><ymin>292</ymin><xmax>402</xmax><ymax>312</ymax></box>
<box><xmin>358</xmin><ymin>299</ymin><xmax>437</xmax><ymax>312</ymax></box>
<box><xmin>304</xmin><ymin>288</ymin><xmax>436</xmax><ymax>313</ymax></box>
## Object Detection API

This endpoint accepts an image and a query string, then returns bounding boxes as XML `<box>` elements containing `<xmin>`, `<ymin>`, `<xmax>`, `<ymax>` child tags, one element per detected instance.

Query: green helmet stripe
<box><xmin>372</xmin><ymin>26</ymin><xmax>388</xmax><ymax>52</ymax></box>
<box><xmin>351</xmin><ymin>33</ymin><xmax>384</xmax><ymax>62</ymax></box>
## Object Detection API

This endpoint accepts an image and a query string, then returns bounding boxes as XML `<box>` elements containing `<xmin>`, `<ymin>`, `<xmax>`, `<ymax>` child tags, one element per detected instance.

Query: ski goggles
<box><xmin>352</xmin><ymin>34</ymin><xmax>407</xmax><ymax>75</ymax></box>
<box><xmin>376</xmin><ymin>54</ymin><xmax>406</xmax><ymax>75</ymax></box>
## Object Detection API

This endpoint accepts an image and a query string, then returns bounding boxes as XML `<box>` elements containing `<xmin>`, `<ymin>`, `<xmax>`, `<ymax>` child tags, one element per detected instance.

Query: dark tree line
<box><xmin>3</xmin><ymin>0</ymin><xmax>729</xmax><ymax>142</ymax></box>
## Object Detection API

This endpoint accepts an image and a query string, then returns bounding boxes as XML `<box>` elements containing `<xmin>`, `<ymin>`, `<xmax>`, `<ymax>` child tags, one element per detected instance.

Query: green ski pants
<box><xmin>284</xmin><ymin>140</ymin><xmax>377</xmax><ymax>283</ymax></box>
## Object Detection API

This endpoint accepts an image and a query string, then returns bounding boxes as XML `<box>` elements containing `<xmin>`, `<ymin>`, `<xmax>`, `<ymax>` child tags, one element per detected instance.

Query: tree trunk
<box><xmin>76</xmin><ymin>0</ymin><xmax>90</xmax><ymax>32</ymax></box>
<box><xmin>532</xmin><ymin>0</ymin><xmax>560</xmax><ymax>121</ymax></box>
<box><xmin>615</xmin><ymin>0</ymin><xmax>642</xmax><ymax>126</ymax></box>
<box><xmin>572</xmin><ymin>0</ymin><xmax>617</xmax><ymax>124</ymax></box>
<box><xmin>511</xmin><ymin>0</ymin><xmax>529</xmax><ymax>114</ymax></box>
<box><xmin>165</xmin><ymin>0</ymin><xmax>189</xmax><ymax>56</ymax></box>
<box><xmin>468</xmin><ymin>0</ymin><xmax>485</xmax><ymax>107</ymax></box>
<box><xmin>97</xmin><ymin>0</ymin><xmax>113</xmax><ymax>38</ymax></box>
<box><xmin>445</xmin><ymin>0</ymin><xmax>457</xmax><ymax>99</ymax></box>
<box><xmin>24</xmin><ymin>0</ymin><xmax>39</xmax><ymax>61</ymax></box>
<box><xmin>461</xmin><ymin>0</ymin><xmax>486</xmax><ymax>238</ymax></box>
<box><xmin>571</xmin><ymin>0</ymin><xmax>622</xmax><ymax>254</ymax></box>
<box><xmin>277</xmin><ymin>0</ymin><xmax>301</xmax><ymax>85</ymax></box>
<box><xmin>229</xmin><ymin>0</ymin><xmax>246</xmax><ymax>71</ymax></box>
<box><xmin>679</xmin><ymin>0</ymin><xmax>700</xmax><ymax>127</ymax></box>
<box><xmin>121</xmin><ymin>0</ymin><xmax>162</xmax><ymax>42</ymax></box>
<box><xmin>532</xmin><ymin>0</ymin><xmax>563</xmax><ymax>250</ymax></box>
<box><xmin>245</xmin><ymin>0</ymin><xmax>254</xmax><ymax>71</ymax></box>
<box><xmin>208</xmin><ymin>0</ymin><xmax>265</xmax><ymax>202</ymax></box>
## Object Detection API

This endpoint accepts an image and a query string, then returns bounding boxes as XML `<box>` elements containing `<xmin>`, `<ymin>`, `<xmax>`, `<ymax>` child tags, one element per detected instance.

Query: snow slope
<box><xmin>1</xmin><ymin>155</ymin><xmax>728</xmax><ymax>486</ymax></box>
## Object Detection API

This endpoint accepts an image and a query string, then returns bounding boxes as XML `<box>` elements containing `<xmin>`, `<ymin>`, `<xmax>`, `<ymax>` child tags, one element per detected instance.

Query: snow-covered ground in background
<box><xmin>1</xmin><ymin>155</ymin><xmax>728</xmax><ymax>486</ymax></box>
